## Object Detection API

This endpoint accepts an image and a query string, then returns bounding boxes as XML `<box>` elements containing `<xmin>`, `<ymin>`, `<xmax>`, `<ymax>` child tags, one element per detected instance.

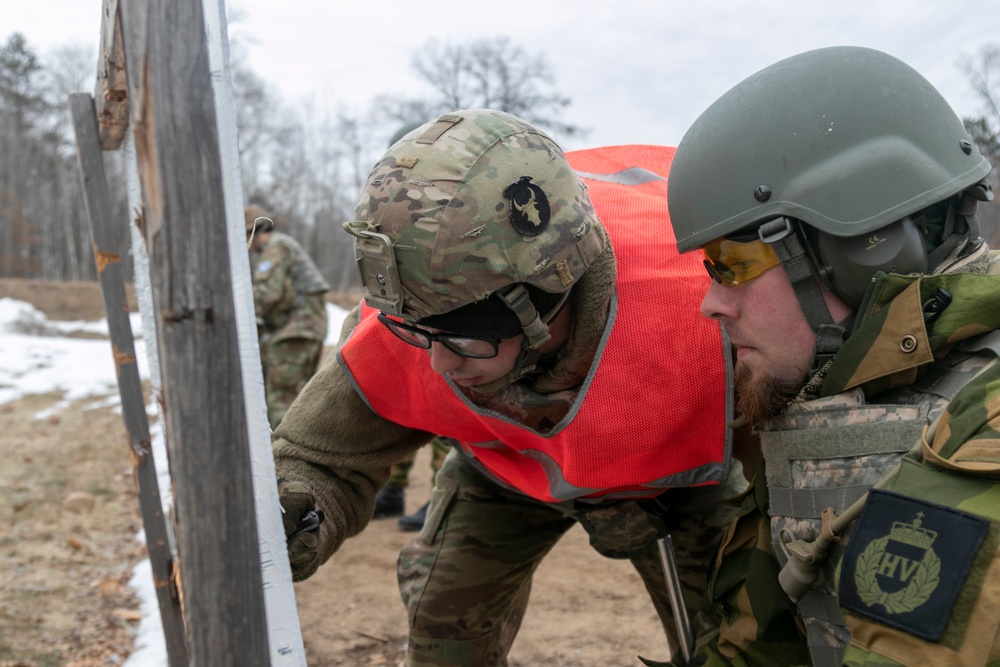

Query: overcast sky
<box><xmin>7</xmin><ymin>1</ymin><xmax>1000</xmax><ymax>150</ymax></box>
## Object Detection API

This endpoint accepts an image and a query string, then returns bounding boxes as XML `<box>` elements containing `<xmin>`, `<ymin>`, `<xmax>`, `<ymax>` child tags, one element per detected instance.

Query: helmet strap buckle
<box><xmin>499</xmin><ymin>285</ymin><xmax>552</xmax><ymax>350</ymax></box>
<box><xmin>466</xmin><ymin>285</ymin><xmax>567</xmax><ymax>394</ymax></box>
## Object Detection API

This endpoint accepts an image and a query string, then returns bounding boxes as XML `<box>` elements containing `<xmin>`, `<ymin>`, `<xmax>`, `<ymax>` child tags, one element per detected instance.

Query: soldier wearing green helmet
<box><xmin>668</xmin><ymin>46</ymin><xmax>1000</xmax><ymax>666</ymax></box>
<box><xmin>272</xmin><ymin>109</ymin><xmax>744</xmax><ymax>665</ymax></box>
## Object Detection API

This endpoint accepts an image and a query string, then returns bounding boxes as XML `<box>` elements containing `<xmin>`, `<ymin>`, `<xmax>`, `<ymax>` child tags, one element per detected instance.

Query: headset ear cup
<box><xmin>814</xmin><ymin>217</ymin><xmax>928</xmax><ymax>308</ymax></box>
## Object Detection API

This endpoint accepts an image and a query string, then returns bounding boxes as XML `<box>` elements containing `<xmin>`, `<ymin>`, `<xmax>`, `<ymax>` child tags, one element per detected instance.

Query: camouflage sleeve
<box><xmin>922</xmin><ymin>360</ymin><xmax>1000</xmax><ymax>470</ymax></box>
<box><xmin>837</xmin><ymin>363</ymin><xmax>1000</xmax><ymax>665</ymax></box>
<box><xmin>272</xmin><ymin>309</ymin><xmax>435</xmax><ymax>568</ymax></box>
<box><xmin>252</xmin><ymin>243</ymin><xmax>294</xmax><ymax>321</ymax></box>
<box><xmin>700</xmin><ymin>472</ymin><xmax>812</xmax><ymax>666</ymax></box>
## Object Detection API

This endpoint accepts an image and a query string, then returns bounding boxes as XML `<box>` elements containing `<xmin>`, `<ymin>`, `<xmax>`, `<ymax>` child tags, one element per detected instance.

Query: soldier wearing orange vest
<box><xmin>275</xmin><ymin>109</ymin><xmax>743</xmax><ymax>666</ymax></box>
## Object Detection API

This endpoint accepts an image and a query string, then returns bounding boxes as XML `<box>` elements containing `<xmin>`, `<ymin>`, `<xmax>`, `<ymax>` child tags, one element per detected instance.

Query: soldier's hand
<box><xmin>277</xmin><ymin>477</ymin><xmax>324</xmax><ymax>581</ymax></box>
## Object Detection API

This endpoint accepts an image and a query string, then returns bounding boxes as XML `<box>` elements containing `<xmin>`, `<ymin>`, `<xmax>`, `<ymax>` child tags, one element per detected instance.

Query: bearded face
<box><xmin>733</xmin><ymin>359</ymin><xmax>805</xmax><ymax>428</ymax></box>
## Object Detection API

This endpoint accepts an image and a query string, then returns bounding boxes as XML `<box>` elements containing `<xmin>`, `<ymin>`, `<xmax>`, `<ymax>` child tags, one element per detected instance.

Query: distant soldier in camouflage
<box><xmin>245</xmin><ymin>206</ymin><xmax>329</xmax><ymax>427</ymax></box>
<box><xmin>272</xmin><ymin>109</ymin><xmax>745</xmax><ymax>666</ymax></box>
<box><xmin>667</xmin><ymin>46</ymin><xmax>1000</xmax><ymax>666</ymax></box>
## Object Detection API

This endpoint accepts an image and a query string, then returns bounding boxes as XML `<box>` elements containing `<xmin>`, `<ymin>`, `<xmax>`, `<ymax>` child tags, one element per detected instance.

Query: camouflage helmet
<box><xmin>345</xmin><ymin>109</ymin><xmax>605</xmax><ymax>325</ymax></box>
<box><xmin>244</xmin><ymin>205</ymin><xmax>273</xmax><ymax>234</ymax></box>
<box><xmin>669</xmin><ymin>46</ymin><xmax>991</xmax><ymax>253</ymax></box>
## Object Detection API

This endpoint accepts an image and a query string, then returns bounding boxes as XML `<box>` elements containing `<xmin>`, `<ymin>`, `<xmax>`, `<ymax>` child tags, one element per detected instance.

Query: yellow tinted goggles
<box><xmin>702</xmin><ymin>236</ymin><xmax>781</xmax><ymax>287</ymax></box>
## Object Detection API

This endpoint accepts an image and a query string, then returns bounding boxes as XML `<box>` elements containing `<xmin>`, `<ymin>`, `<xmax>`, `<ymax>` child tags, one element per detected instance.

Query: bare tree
<box><xmin>0</xmin><ymin>33</ymin><xmax>56</xmax><ymax>278</ymax></box>
<box><xmin>378</xmin><ymin>37</ymin><xmax>586</xmax><ymax>143</ymax></box>
<box><xmin>231</xmin><ymin>59</ymin><xmax>283</xmax><ymax>198</ymax></box>
<box><xmin>959</xmin><ymin>44</ymin><xmax>1000</xmax><ymax>244</ymax></box>
<box><xmin>47</xmin><ymin>41</ymin><xmax>101</xmax><ymax>281</ymax></box>
<box><xmin>5</xmin><ymin>30</ymin><xmax>590</xmax><ymax>291</ymax></box>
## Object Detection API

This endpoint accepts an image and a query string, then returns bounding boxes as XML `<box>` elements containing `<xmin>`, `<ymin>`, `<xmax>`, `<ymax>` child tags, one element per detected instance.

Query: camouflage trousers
<box><xmin>388</xmin><ymin>437</ymin><xmax>452</xmax><ymax>487</ymax></box>
<box><xmin>261</xmin><ymin>337</ymin><xmax>323</xmax><ymax>428</ymax></box>
<box><xmin>397</xmin><ymin>451</ymin><xmax>744</xmax><ymax>666</ymax></box>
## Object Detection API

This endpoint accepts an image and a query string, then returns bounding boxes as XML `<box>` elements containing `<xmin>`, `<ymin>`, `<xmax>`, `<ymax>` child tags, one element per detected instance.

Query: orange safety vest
<box><xmin>339</xmin><ymin>145</ymin><xmax>731</xmax><ymax>502</ymax></box>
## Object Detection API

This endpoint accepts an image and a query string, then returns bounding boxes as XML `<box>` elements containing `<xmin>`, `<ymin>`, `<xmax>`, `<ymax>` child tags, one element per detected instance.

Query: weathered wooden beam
<box><xmin>94</xmin><ymin>0</ymin><xmax>129</xmax><ymax>150</ymax></box>
<box><xmin>68</xmin><ymin>92</ymin><xmax>188</xmax><ymax>667</ymax></box>
<box><xmin>117</xmin><ymin>0</ymin><xmax>271</xmax><ymax>663</ymax></box>
<box><xmin>201</xmin><ymin>0</ymin><xmax>309</xmax><ymax>662</ymax></box>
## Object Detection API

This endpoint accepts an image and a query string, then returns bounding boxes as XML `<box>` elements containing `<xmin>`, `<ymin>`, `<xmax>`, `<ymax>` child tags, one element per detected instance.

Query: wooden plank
<box><xmin>68</xmin><ymin>92</ymin><xmax>188</xmax><ymax>667</ymax></box>
<box><xmin>117</xmin><ymin>0</ymin><xmax>272</xmax><ymax>663</ymax></box>
<box><xmin>201</xmin><ymin>1</ymin><xmax>308</xmax><ymax>662</ymax></box>
<box><xmin>94</xmin><ymin>0</ymin><xmax>129</xmax><ymax>150</ymax></box>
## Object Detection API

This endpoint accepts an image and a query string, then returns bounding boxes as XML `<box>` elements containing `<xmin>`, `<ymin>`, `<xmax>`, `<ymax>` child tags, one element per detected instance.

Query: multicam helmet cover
<box><xmin>345</xmin><ymin>109</ymin><xmax>605</xmax><ymax>322</ymax></box>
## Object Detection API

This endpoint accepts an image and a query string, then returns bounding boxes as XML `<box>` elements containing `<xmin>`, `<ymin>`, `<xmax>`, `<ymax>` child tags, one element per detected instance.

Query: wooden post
<box><xmin>201</xmin><ymin>1</ymin><xmax>309</xmax><ymax>662</ymax></box>
<box><xmin>69</xmin><ymin>92</ymin><xmax>189</xmax><ymax>667</ymax></box>
<box><xmin>95</xmin><ymin>0</ymin><xmax>129</xmax><ymax>150</ymax></box>
<box><xmin>86</xmin><ymin>0</ymin><xmax>307</xmax><ymax>663</ymax></box>
<box><xmin>117</xmin><ymin>0</ymin><xmax>270</xmax><ymax>663</ymax></box>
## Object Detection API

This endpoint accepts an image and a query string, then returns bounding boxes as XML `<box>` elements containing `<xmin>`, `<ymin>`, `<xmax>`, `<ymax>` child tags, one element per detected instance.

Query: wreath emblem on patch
<box><xmin>840</xmin><ymin>489</ymin><xmax>987</xmax><ymax>641</ymax></box>
<box><xmin>854</xmin><ymin>511</ymin><xmax>940</xmax><ymax>614</ymax></box>
<box><xmin>503</xmin><ymin>176</ymin><xmax>550</xmax><ymax>236</ymax></box>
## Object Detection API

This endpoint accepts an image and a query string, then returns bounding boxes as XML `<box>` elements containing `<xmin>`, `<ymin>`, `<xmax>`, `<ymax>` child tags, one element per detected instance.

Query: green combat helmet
<box><xmin>668</xmin><ymin>46</ymin><xmax>993</xmax><ymax>366</ymax></box>
<box><xmin>387</xmin><ymin>120</ymin><xmax>426</xmax><ymax>149</ymax></box>
<box><xmin>344</xmin><ymin>109</ymin><xmax>606</xmax><ymax>388</ymax></box>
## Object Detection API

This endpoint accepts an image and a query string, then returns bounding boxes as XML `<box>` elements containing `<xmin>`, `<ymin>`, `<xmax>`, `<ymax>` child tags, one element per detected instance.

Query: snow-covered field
<box><xmin>0</xmin><ymin>297</ymin><xmax>347</xmax><ymax>666</ymax></box>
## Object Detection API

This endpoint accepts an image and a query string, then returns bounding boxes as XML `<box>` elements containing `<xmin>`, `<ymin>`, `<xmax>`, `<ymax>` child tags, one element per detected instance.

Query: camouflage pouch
<box><xmin>418</xmin><ymin>468</ymin><xmax>460</xmax><ymax>546</ymax></box>
<box><xmin>576</xmin><ymin>499</ymin><xmax>667</xmax><ymax>559</ymax></box>
<box><xmin>262</xmin><ymin>276</ymin><xmax>295</xmax><ymax>330</ymax></box>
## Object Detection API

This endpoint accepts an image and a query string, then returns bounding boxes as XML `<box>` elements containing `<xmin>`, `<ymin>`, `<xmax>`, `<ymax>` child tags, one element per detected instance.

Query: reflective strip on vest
<box><xmin>338</xmin><ymin>145</ymin><xmax>731</xmax><ymax>502</ymax></box>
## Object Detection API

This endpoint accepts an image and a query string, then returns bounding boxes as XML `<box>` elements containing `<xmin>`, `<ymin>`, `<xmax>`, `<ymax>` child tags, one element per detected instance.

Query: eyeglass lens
<box><xmin>378</xmin><ymin>315</ymin><xmax>499</xmax><ymax>359</ymax></box>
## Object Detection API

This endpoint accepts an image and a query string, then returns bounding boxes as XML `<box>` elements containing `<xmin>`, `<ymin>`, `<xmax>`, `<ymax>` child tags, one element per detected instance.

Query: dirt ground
<box><xmin>0</xmin><ymin>278</ymin><xmax>669</xmax><ymax>667</ymax></box>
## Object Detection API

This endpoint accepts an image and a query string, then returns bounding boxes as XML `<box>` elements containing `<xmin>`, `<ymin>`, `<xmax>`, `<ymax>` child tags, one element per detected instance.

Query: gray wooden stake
<box><xmin>202</xmin><ymin>1</ymin><xmax>309</xmax><ymax>662</ymax></box>
<box><xmin>117</xmin><ymin>0</ymin><xmax>271</xmax><ymax>662</ymax></box>
<box><xmin>69</xmin><ymin>92</ymin><xmax>189</xmax><ymax>667</ymax></box>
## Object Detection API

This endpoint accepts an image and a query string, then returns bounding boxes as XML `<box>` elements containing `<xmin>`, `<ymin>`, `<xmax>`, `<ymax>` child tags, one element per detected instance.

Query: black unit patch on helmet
<box><xmin>504</xmin><ymin>176</ymin><xmax>550</xmax><ymax>237</ymax></box>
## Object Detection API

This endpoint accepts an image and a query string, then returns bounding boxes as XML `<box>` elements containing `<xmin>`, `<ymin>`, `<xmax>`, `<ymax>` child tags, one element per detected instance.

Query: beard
<box><xmin>733</xmin><ymin>360</ymin><xmax>805</xmax><ymax>428</ymax></box>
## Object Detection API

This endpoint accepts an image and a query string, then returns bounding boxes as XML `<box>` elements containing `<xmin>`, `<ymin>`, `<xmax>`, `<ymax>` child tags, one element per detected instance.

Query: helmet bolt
<box><xmin>899</xmin><ymin>335</ymin><xmax>918</xmax><ymax>353</ymax></box>
<box><xmin>753</xmin><ymin>185</ymin><xmax>772</xmax><ymax>202</ymax></box>
<box><xmin>376</xmin><ymin>274</ymin><xmax>386</xmax><ymax>285</ymax></box>
<box><xmin>960</xmin><ymin>139</ymin><xmax>973</xmax><ymax>155</ymax></box>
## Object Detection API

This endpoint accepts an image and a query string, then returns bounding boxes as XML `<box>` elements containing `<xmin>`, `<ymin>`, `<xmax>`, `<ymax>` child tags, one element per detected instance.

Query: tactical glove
<box><xmin>277</xmin><ymin>477</ymin><xmax>324</xmax><ymax>581</ymax></box>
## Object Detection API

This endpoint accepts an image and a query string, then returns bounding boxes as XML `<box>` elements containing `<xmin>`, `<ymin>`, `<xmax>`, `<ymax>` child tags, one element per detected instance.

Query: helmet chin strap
<box><xmin>466</xmin><ymin>285</ymin><xmax>571</xmax><ymax>394</ymax></box>
<box><xmin>758</xmin><ymin>218</ymin><xmax>845</xmax><ymax>378</ymax></box>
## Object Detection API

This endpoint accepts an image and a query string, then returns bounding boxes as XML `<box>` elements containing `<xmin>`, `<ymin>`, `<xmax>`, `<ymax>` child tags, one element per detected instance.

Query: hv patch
<box><xmin>839</xmin><ymin>489</ymin><xmax>988</xmax><ymax>641</ymax></box>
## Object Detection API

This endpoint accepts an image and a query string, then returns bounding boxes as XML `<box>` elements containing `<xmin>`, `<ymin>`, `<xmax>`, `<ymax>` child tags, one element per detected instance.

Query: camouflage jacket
<box><xmin>704</xmin><ymin>252</ymin><xmax>1000</xmax><ymax>667</ymax></box>
<box><xmin>251</xmin><ymin>231</ymin><xmax>329</xmax><ymax>344</ymax></box>
<box><xmin>270</xmin><ymin>242</ymin><xmax>617</xmax><ymax>565</ymax></box>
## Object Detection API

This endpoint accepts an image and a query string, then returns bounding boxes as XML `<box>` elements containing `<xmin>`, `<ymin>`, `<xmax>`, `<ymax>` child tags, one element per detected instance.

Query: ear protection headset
<box><xmin>807</xmin><ymin>216</ymin><xmax>928</xmax><ymax>308</ymax></box>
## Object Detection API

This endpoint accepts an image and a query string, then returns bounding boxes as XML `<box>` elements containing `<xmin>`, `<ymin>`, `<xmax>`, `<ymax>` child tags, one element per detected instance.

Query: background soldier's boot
<box><xmin>372</xmin><ymin>483</ymin><xmax>405</xmax><ymax>518</ymax></box>
<box><xmin>398</xmin><ymin>502</ymin><xmax>428</xmax><ymax>531</ymax></box>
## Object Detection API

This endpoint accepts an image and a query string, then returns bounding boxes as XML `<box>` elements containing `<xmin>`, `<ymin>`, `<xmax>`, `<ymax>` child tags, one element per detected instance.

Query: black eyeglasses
<box><xmin>377</xmin><ymin>313</ymin><xmax>501</xmax><ymax>358</ymax></box>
